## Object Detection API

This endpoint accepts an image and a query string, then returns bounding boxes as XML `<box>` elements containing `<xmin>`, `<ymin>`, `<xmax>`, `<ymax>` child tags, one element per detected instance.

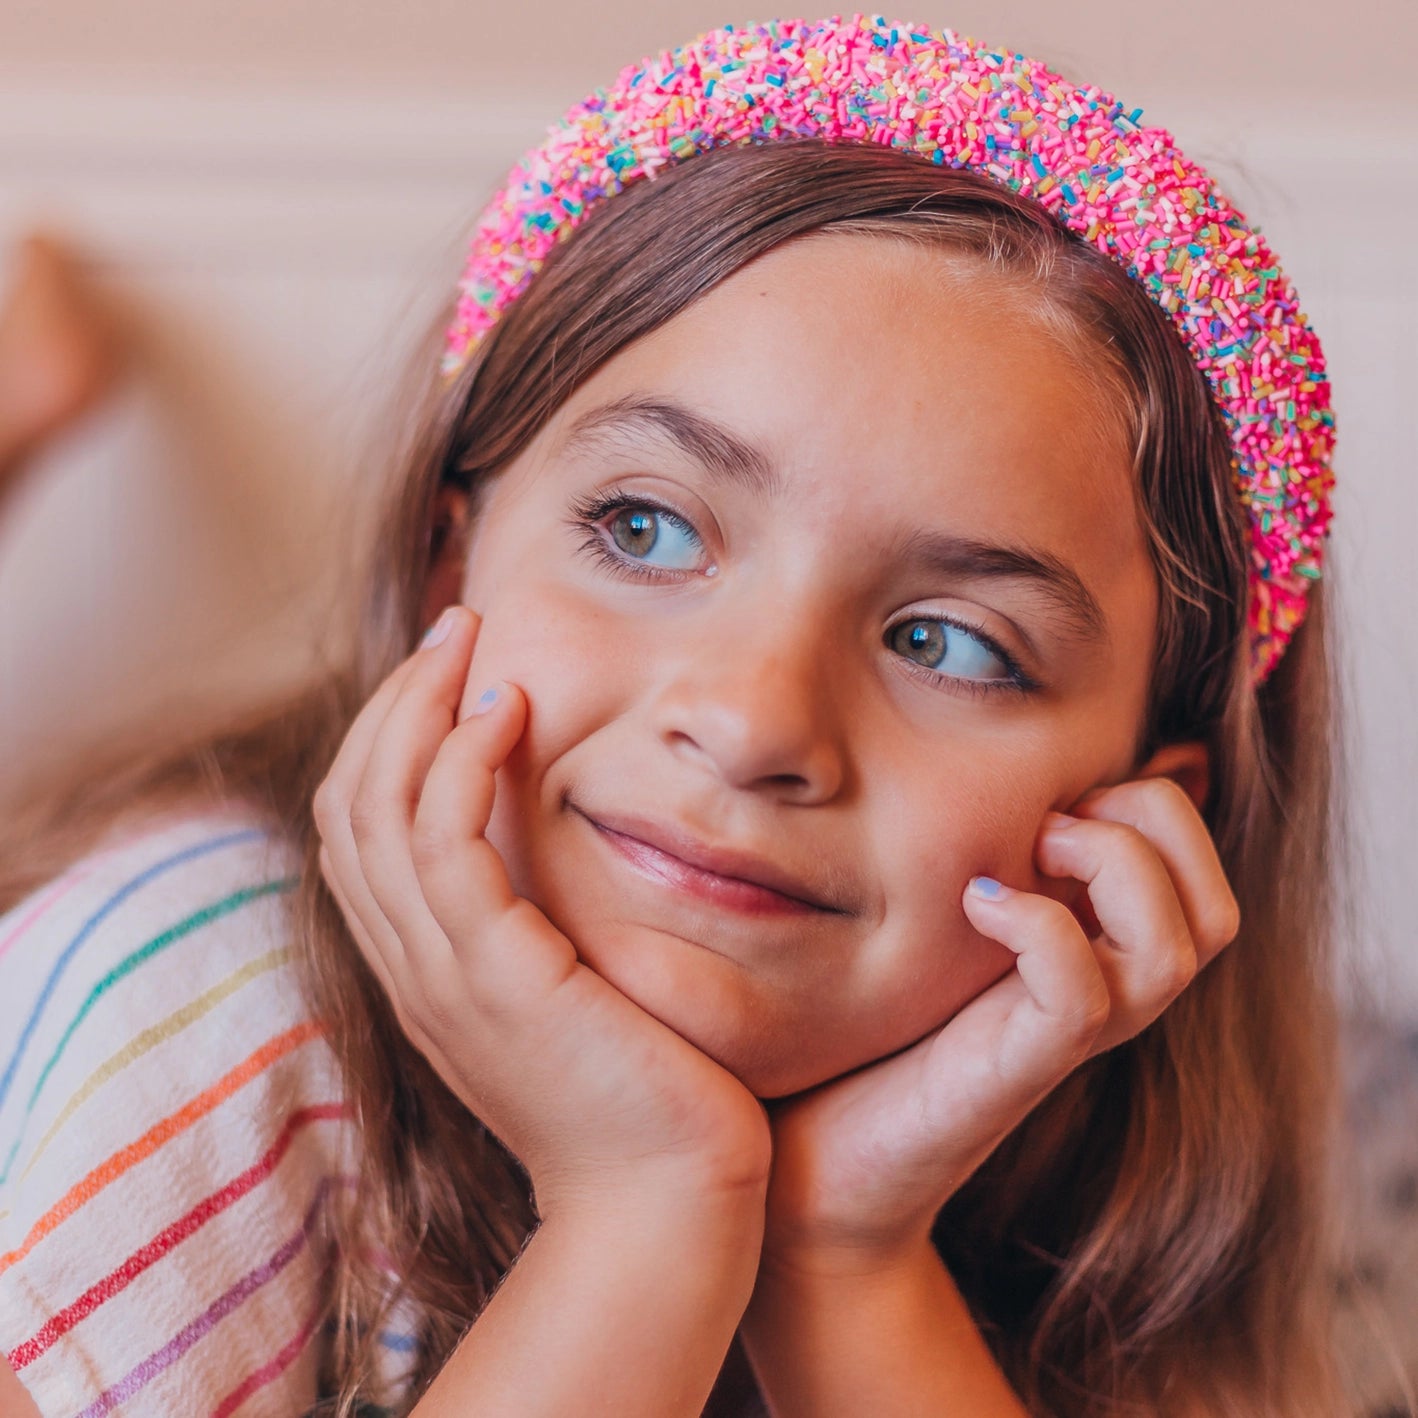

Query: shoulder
<box><xmin>0</xmin><ymin>802</ymin><xmax>354</xmax><ymax>1414</ymax></box>
<box><xmin>0</xmin><ymin>799</ymin><xmax>306</xmax><ymax>998</ymax></box>
<box><xmin>0</xmin><ymin>802</ymin><xmax>324</xmax><ymax>1139</ymax></box>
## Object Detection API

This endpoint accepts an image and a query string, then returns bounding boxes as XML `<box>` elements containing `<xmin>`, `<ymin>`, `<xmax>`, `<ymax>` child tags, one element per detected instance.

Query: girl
<box><xmin>0</xmin><ymin>16</ymin><xmax>1344</xmax><ymax>1416</ymax></box>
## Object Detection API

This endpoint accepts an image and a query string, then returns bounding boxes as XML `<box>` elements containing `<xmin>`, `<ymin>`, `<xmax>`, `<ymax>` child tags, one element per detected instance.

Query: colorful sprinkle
<box><xmin>439</xmin><ymin>14</ymin><xmax>1333</xmax><ymax>687</ymax></box>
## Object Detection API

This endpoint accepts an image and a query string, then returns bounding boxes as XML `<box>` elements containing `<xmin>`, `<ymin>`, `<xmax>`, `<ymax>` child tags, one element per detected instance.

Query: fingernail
<box><xmin>469</xmin><ymin>684</ymin><xmax>501</xmax><ymax>717</ymax></box>
<box><xmin>420</xmin><ymin>608</ymin><xmax>457</xmax><ymax>649</ymax></box>
<box><xmin>968</xmin><ymin>876</ymin><xmax>1010</xmax><ymax>900</ymax></box>
<box><xmin>1045</xmin><ymin>811</ymin><xmax>1079</xmax><ymax>830</ymax></box>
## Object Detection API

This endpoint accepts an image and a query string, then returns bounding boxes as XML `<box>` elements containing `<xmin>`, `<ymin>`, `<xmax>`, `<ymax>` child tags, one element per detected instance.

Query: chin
<box><xmin>504</xmin><ymin>837</ymin><xmax>937</xmax><ymax>1099</ymax></box>
<box><xmin>704</xmin><ymin>1040</ymin><xmax>834</xmax><ymax>1102</ymax></box>
<box><xmin>613</xmin><ymin>960</ymin><xmax>886</xmax><ymax>1100</ymax></box>
<box><xmin>677</xmin><ymin>1034</ymin><xmax>841</xmax><ymax>1101</ymax></box>
<box><xmin>546</xmin><ymin>913</ymin><xmax>847</xmax><ymax>1098</ymax></box>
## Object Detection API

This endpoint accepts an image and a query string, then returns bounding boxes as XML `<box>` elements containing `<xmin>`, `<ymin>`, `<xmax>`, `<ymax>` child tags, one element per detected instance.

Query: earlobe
<box><xmin>1133</xmin><ymin>740</ymin><xmax>1211</xmax><ymax>813</ymax></box>
<box><xmin>420</xmin><ymin>485</ymin><xmax>471</xmax><ymax>632</ymax></box>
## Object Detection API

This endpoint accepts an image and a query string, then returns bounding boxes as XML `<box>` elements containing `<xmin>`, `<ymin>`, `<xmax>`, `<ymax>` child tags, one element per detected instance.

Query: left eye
<box><xmin>607</xmin><ymin>506</ymin><xmax>703</xmax><ymax>570</ymax></box>
<box><xmin>888</xmin><ymin>618</ymin><xmax>1010</xmax><ymax>682</ymax></box>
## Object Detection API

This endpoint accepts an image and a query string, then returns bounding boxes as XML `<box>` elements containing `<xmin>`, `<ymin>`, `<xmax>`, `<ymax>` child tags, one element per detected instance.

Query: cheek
<box><xmin>829</xmin><ymin>743</ymin><xmax>1103</xmax><ymax>1067</ymax></box>
<box><xmin>883</xmin><ymin>740</ymin><xmax>1057</xmax><ymax>876</ymax></box>
<box><xmin>877</xmin><ymin>740</ymin><xmax>1083</xmax><ymax>942</ymax></box>
<box><xmin>460</xmin><ymin>581</ymin><xmax>645</xmax><ymax>886</ymax></box>
<box><xmin>456</xmin><ymin>580</ymin><xmax>627</xmax><ymax>729</ymax></box>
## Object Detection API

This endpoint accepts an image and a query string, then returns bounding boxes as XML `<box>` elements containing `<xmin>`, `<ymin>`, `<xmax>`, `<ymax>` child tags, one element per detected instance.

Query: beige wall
<box><xmin>1</xmin><ymin>1</ymin><xmax>1415</xmax><ymax>1006</ymax></box>
<box><xmin>5</xmin><ymin>0</ymin><xmax>1408</xmax><ymax>116</ymax></box>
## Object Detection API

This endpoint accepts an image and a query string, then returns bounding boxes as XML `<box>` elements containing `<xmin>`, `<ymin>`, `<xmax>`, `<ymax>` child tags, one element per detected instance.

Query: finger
<box><xmin>318</xmin><ymin>841</ymin><xmax>428</xmax><ymax>1053</ymax></box>
<box><xmin>960</xmin><ymin>879</ymin><xmax>1111</xmax><ymax>1091</ymax></box>
<box><xmin>1034</xmin><ymin>815</ymin><xmax>1198</xmax><ymax>1041</ymax></box>
<box><xmin>311</xmin><ymin>608</ymin><xmax>472</xmax><ymax>961</ymax></box>
<box><xmin>413</xmin><ymin>679</ymin><xmax>526</xmax><ymax>918</ymax></box>
<box><xmin>817</xmin><ymin>885</ymin><xmax>1107</xmax><ymax>1226</ymax></box>
<box><xmin>1065</xmin><ymin>777</ymin><xmax>1240</xmax><ymax>963</ymax></box>
<box><xmin>312</xmin><ymin>607</ymin><xmax>464</xmax><ymax>836</ymax></box>
<box><xmin>413</xmin><ymin>681</ymin><xmax>579</xmax><ymax>999</ymax></box>
<box><xmin>345</xmin><ymin>607</ymin><xmax>484</xmax><ymax>970</ymax></box>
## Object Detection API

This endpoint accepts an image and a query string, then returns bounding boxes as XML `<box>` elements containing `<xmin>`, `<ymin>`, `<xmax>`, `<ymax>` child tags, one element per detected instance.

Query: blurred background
<box><xmin>0</xmin><ymin>0</ymin><xmax>1414</xmax><ymax>1012</ymax></box>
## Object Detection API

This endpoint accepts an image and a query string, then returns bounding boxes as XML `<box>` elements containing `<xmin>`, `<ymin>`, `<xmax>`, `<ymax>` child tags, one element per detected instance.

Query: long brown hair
<box><xmin>0</xmin><ymin>141</ymin><xmax>1344</xmax><ymax>1415</ymax></box>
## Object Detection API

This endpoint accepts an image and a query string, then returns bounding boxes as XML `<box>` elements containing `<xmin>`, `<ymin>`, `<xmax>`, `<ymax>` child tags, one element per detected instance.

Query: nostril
<box><xmin>767</xmin><ymin>770</ymin><xmax>813</xmax><ymax>793</ymax></box>
<box><xmin>651</xmin><ymin>660</ymin><xmax>846</xmax><ymax>800</ymax></box>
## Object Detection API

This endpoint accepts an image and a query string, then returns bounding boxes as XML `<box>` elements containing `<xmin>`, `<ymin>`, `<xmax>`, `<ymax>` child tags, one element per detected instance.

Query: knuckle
<box><xmin>1051</xmin><ymin>983</ymin><xmax>1110</xmax><ymax>1061</ymax></box>
<box><xmin>1206</xmin><ymin>893</ymin><xmax>1242</xmax><ymax>949</ymax></box>
<box><xmin>1025</xmin><ymin>893</ymin><xmax>1082</xmax><ymax>935</ymax></box>
<box><xmin>311</xmin><ymin>777</ymin><xmax>342</xmax><ymax>833</ymax></box>
<box><xmin>1084</xmin><ymin>775</ymin><xmax>1191</xmax><ymax>829</ymax></box>
<box><xmin>1075</xmin><ymin>978</ymin><xmax>1113</xmax><ymax>1038</ymax></box>
<box><xmin>1082</xmin><ymin>815</ymin><xmax>1140</xmax><ymax>855</ymax></box>
<box><xmin>1145</xmin><ymin>774</ymin><xmax>1192</xmax><ymax>810</ymax></box>
<box><xmin>419</xmin><ymin>990</ymin><xmax>462</xmax><ymax>1041</ymax></box>
<box><xmin>346</xmin><ymin>791</ymin><xmax>385</xmax><ymax>845</ymax></box>
<box><xmin>395</xmin><ymin>969</ymin><xmax>463</xmax><ymax>1045</ymax></box>
<box><xmin>1153</xmin><ymin>941</ymin><xmax>1199</xmax><ymax>998</ymax></box>
<box><xmin>1128</xmin><ymin>774</ymin><xmax>1191</xmax><ymax>818</ymax></box>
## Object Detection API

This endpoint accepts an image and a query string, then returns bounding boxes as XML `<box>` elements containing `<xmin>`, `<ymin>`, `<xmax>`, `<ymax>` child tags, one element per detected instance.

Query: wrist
<box><xmin>538</xmin><ymin>1170</ymin><xmax>767</xmax><ymax>1283</ymax></box>
<box><xmin>747</xmin><ymin>1231</ymin><xmax>942</xmax><ymax>1336</ymax></box>
<box><xmin>536</xmin><ymin>1121</ymin><xmax>773</xmax><ymax>1230</ymax></box>
<box><xmin>756</xmin><ymin>1217</ymin><xmax>936</xmax><ymax>1289</ymax></box>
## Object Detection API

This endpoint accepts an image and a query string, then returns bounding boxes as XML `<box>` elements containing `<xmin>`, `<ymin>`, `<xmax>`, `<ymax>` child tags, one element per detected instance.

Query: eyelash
<box><xmin>566</xmin><ymin>487</ymin><xmax>1041</xmax><ymax>698</ymax></box>
<box><xmin>890</xmin><ymin>619</ymin><xmax>1041</xmax><ymax>698</ymax></box>
<box><xmin>567</xmin><ymin>487</ymin><xmax>706</xmax><ymax>583</ymax></box>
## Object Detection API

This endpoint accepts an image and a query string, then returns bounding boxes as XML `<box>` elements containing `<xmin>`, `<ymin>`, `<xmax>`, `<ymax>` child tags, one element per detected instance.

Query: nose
<box><xmin>647</xmin><ymin>604</ymin><xmax>848</xmax><ymax>802</ymax></box>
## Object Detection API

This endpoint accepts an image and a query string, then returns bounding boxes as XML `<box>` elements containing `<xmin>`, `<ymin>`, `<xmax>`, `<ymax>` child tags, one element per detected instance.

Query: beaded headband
<box><xmin>442</xmin><ymin>14</ymin><xmax>1334</xmax><ymax>685</ymax></box>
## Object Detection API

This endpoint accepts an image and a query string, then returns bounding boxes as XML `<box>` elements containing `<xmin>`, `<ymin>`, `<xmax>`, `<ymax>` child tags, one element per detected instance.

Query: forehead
<box><xmin>542</xmin><ymin>229</ymin><xmax>1149</xmax><ymax>581</ymax></box>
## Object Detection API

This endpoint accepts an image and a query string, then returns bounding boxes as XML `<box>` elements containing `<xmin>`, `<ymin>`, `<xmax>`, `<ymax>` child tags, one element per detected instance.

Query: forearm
<box><xmin>739</xmin><ymin>1240</ymin><xmax>1028</xmax><ymax>1417</ymax></box>
<box><xmin>0</xmin><ymin>1357</ymin><xmax>42</xmax><ymax>1418</ymax></box>
<box><xmin>411</xmin><ymin>1188</ymin><xmax>763</xmax><ymax>1416</ymax></box>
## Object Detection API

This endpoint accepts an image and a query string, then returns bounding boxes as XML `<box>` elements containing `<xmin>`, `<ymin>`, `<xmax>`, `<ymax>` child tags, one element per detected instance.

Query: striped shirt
<box><xmin>0</xmin><ymin>805</ymin><xmax>418</xmax><ymax>1415</ymax></box>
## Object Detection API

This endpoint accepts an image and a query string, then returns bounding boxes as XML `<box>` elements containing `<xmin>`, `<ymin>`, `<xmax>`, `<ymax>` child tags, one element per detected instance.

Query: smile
<box><xmin>573</xmin><ymin>807</ymin><xmax>840</xmax><ymax>917</ymax></box>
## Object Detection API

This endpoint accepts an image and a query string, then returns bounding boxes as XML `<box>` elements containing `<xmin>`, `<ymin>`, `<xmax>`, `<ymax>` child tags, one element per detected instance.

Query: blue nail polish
<box><xmin>420</xmin><ymin>609</ymin><xmax>455</xmax><ymax>649</ymax></box>
<box><xmin>969</xmin><ymin>876</ymin><xmax>1005</xmax><ymax>900</ymax></box>
<box><xmin>471</xmin><ymin>685</ymin><xmax>499</xmax><ymax>716</ymax></box>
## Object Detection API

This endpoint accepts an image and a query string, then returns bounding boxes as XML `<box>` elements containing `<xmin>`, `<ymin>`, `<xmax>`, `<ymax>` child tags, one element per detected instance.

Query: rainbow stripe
<box><xmin>0</xmin><ymin>814</ymin><xmax>420</xmax><ymax>1413</ymax></box>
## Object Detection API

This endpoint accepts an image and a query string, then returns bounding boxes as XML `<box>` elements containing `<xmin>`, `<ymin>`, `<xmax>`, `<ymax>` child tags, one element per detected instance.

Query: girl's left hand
<box><xmin>757</xmin><ymin>775</ymin><xmax>1241</xmax><ymax>1274</ymax></box>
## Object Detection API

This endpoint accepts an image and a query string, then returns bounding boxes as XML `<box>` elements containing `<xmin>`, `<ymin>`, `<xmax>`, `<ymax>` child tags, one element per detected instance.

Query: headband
<box><xmin>442</xmin><ymin>14</ymin><xmax>1334</xmax><ymax>685</ymax></box>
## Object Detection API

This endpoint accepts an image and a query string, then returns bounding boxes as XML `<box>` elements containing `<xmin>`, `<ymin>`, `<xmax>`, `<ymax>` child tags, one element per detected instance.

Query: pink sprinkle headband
<box><xmin>442</xmin><ymin>14</ymin><xmax>1334</xmax><ymax>685</ymax></box>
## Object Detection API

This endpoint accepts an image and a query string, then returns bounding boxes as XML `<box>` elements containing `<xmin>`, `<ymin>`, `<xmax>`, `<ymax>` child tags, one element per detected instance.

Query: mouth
<box><xmin>572</xmin><ymin>806</ymin><xmax>844</xmax><ymax>918</ymax></box>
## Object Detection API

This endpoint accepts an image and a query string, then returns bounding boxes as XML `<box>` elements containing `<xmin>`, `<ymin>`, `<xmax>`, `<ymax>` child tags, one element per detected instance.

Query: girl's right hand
<box><xmin>312</xmin><ymin>604</ymin><xmax>771</xmax><ymax>1222</ymax></box>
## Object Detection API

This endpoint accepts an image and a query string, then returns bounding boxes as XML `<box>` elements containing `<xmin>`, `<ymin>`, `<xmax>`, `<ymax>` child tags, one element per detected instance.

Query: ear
<box><xmin>419</xmin><ymin>484</ymin><xmax>471</xmax><ymax>632</ymax></box>
<box><xmin>1132</xmin><ymin>739</ymin><xmax>1211</xmax><ymax>814</ymax></box>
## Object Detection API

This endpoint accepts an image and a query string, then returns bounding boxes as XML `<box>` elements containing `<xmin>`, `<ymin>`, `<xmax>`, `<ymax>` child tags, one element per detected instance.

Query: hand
<box><xmin>755</xmin><ymin>775</ymin><xmax>1240</xmax><ymax>1274</ymax></box>
<box><xmin>0</xmin><ymin>234</ymin><xmax>117</xmax><ymax>496</ymax></box>
<box><xmin>312</xmin><ymin>606</ymin><xmax>771</xmax><ymax>1220</ymax></box>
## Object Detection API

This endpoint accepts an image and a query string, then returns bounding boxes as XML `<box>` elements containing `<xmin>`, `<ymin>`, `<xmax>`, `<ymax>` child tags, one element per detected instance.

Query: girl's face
<box><xmin>453</xmin><ymin>232</ymin><xmax>1159</xmax><ymax>1098</ymax></box>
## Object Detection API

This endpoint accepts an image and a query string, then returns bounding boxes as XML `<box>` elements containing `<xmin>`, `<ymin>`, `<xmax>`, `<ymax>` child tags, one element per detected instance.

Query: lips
<box><xmin>573</xmin><ymin>806</ymin><xmax>844</xmax><ymax>916</ymax></box>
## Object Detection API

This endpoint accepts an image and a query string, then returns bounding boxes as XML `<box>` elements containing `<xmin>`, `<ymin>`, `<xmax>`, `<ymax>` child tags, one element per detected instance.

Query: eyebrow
<box><xmin>560</xmin><ymin>395</ymin><xmax>781</xmax><ymax>497</ymax></box>
<box><xmin>898</xmin><ymin>529</ymin><xmax>1109</xmax><ymax>651</ymax></box>
<box><xmin>561</xmin><ymin>395</ymin><xmax>1108</xmax><ymax>651</ymax></box>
